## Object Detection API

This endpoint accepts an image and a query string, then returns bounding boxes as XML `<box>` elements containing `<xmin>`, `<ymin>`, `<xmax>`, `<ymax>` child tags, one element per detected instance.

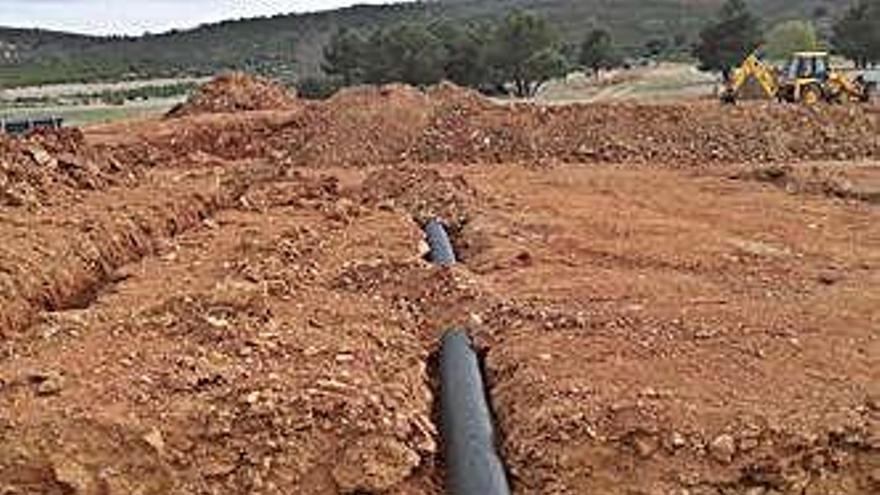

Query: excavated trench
<box><xmin>5</xmin><ymin>81</ymin><xmax>880</xmax><ymax>494</ymax></box>
<box><xmin>3</xmin><ymin>162</ymin><xmax>876</xmax><ymax>494</ymax></box>
<box><xmin>422</xmin><ymin>218</ymin><xmax>511</xmax><ymax>495</ymax></box>
<box><xmin>1</xmin><ymin>178</ymin><xmax>442</xmax><ymax>494</ymax></box>
<box><xmin>0</xmin><ymin>192</ymin><xmax>216</xmax><ymax>339</ymax></box>
<box><xmin>0</xmin><ymin>163</ymin><xmax>280</xmax><ymax>343</ymax></box>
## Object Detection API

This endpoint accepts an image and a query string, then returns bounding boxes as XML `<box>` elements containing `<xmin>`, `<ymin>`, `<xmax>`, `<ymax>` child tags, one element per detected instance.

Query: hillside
<box><xmin>0</xmin><ymin>0</ymin><xmax>832</xmax><ymax>87</ymax></box>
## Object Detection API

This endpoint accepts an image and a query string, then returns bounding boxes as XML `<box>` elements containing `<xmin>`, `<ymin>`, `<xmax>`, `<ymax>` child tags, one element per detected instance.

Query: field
<box><xmin>537</xmin><ymin>63</ymin><xmax>719</xmax><ymax>103</ymax></box>
<box><xmin>0</xmin><ymin>97</ymin><xmax>183</xmax><ymax>126</ymax></box>
<box><xmin>0</xmin><ymin>77</ymin><xmax>878</xmax><ymax>494</ymax></box>
<box><xmin>0</xmin><ymin>78</ymin><xmax>206</xmax><ymax>126</ymax></box>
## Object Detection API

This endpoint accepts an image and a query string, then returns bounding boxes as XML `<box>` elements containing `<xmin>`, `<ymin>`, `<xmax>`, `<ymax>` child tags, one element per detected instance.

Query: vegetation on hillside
<box><xmin>3</xmin><ymin>0</ymin><xmax>879</xmax><ymax>95</ymax></box>
<box><xmin>832</xmin><ymin>0</ymin><xmax>880</xmax><ymax>68</ymax></box>
<box><xmin>318</xmin><ymin>12</ymin><xmax>568</xmax><ymax>97</ymax></box>
<box><xmin>485</xmin><ymin>12</ymin><xmax>568</xmax><ymax>96</ymax></box>
<box><xmin>693</xmin><ymin>0</ymin><xmax>763</xmax><ymax>79</ymax></box>
<box><xmin>0</xmin><ymin>1</ymin><xmax>829</xmax><ymax>88</ymax></box>
<box><xmin>0</xmin><ymin>4</ymin><xmax>427</xmax><ymax>87</ymax></box>
<box><xmin>579</xmin><ymin>29</ymin><xmax>622</xmax><ymax>75</ymax></box>
<box><xmin>764</xmin><ymin>20</ymin><xmax>819</xmax><ymax>61</ymax></box>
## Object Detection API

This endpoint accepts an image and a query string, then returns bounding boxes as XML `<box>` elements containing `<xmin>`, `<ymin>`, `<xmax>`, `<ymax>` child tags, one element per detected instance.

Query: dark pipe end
<box><xmin>424</xmin><ymin>218</ymin><xmax>457</xmax><ymax>266</ymax></box>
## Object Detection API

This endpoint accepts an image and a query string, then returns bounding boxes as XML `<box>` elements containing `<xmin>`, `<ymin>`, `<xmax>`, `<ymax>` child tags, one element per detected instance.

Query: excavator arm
<box><xmin>722</xmin><ymin>53</ymin><xmax>779</xmax><ymax>103</ymax></box>
<box><xmin>826</xmin><ymin>72</ymin><xmax>873</xmax><ymax>102</ymax></box>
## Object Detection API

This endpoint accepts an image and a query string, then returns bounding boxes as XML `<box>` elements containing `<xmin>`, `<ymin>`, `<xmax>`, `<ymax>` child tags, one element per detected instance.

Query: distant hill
<box><xmin>0</xmin><ymin>0</ymin><xmax>833</xmax><ymax>87</ymax></box>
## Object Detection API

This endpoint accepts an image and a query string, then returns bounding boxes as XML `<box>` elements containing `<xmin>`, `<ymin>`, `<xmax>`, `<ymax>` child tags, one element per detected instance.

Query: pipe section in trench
<box><xmin>424</xmin><ymin>218</ymin><xmax>456</xmax><ymax>266</ymax></box>
<box><xmin>423</xmin><ymin>218</ymin><xmax>511</xmax><ymax>495</ymax></box>
<box><xmin>440</xmin><ymin>330</ymin><xmax>512</xmax><ymax>495</ymax></box>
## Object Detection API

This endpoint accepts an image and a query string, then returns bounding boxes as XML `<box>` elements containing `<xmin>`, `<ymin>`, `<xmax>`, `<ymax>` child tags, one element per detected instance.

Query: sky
<box><xmin>0</xmin><ymin>0</ymin><xmax>405</xmax><ymax>36</ymax></box>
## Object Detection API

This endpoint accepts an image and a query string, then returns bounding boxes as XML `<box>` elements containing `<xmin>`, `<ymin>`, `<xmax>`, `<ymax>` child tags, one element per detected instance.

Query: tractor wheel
<box><xmin>777</xmin><ymin>85</ymin><xmax>796</xmax><ymax>103</ymax></box>
<box><xmin>800</xmin><ymin>84</ymin><xmax>823</xmax><ymax>105</ymax></box>
<box><xmin>824</xmin><ymin>80</ymin><xmax>846</xmax><ymax>104</ymax></box>
<box><xmin>827</xmin><ymin>88</ymin><xmax>847</xmax><ymax>104</ymax></box>
<box><xmin>720</xmin><ymin>90</ymin><xmax>737</xmax><ymax>105</ymax></box>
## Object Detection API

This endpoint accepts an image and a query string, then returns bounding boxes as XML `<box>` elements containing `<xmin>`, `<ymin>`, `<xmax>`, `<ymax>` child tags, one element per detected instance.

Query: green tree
<box><xmin>764</xmin><ymin>20</ymin><xmax>818</xmax><ymax>61</ymax></box>
<box><xmin>364</xmin><ymin>23</ymin><xmax>448</xmax><ymax>86</ymax></box>
<box><xmin>428</xmin><ymin>21</ymin><xmax>491</xmax><ymax>88</ymax></box>
<box><xmin>487</xmin><ymin>11</ymin><xmax>568</xmax><ymax>97</ymax></box>
<box><xmin>579</xmin><ymin>29</ymin><xmax>620</xmax><ymax>74</ymax></box>
<box><xmin>693</xmin><ymin>0</ymin><xmax>763</xmax><ymax>79</ymax></box>
<box><xmin>644</xmin><ymin>37</ymin><xmax>669</xmax><ymax>58</ymax></box>
<box><xmin>832</xmin><ymin>1</ymin><xmax>880</xmax><ymax>68</ymax></box>
<box><xmin>323</xmin><ymin>28</ymin><xmax>368</xmax><ymax>85</ymax></box>
<box><xmin>673</xmin><ymin>33</ymin><xmax>689</xmax><ymax>49</ymax></box>
<box><xmin>524</xmin><ymin>48</ymin><xmax>569</xmax><ymax>89</ymax></box>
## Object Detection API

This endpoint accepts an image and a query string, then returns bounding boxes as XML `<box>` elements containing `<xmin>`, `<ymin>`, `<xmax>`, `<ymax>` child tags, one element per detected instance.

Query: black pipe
<box><xmin>422</xmin><ymin>218</ymin><xmax>511</xmax><ymax>494</ymax></box>
<box><xmin>424</xmin><ymin>218</ymin><xmax>456</xmax><ymax>266</ymax></box>
<box><xmin>440</xmin><ymin>330</ymin><xmax>511</xmax><ymax>495</ymax></box>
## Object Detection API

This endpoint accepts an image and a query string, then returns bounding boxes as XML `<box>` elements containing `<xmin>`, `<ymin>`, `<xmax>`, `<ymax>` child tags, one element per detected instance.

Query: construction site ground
<box><xmin>0</xmin><ymin>81</ymin><xmax>878</xmax><ymax>495</ymax></box>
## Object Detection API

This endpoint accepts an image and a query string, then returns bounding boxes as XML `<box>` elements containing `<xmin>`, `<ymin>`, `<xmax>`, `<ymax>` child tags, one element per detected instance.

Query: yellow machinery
<box><xmin>721</xmin><ymin>51</ymin><xmax>874</xmax><ymax>104</ymax></box>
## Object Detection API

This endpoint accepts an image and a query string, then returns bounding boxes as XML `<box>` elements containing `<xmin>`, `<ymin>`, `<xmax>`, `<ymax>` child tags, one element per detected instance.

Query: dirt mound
<box><xmin>97</xmin><ymin>113</ymin><xmax>297</xmax><ymax>171</ymax></box>
<box><xmin>411</xmin><ymin>101</ymin><xmax>880</xmax><ymax>166</ymax></box>
<box><xmin>321</xmin><ymin>84</ymin><xmax>878</xmax><ymax>167</ymax></box>
<box><xmin>275</xmin><ymin>84</ymin><xmax>434</xmax><ymax>167</ymax></box>
<box><xmin>559</xmin><ymin>102</ymin><xmax>879</xmax><ymax>165</ymax></box>
<box><xmin>328</xmin><ymin>83</ymin><xmax>428</xmax><ymax>109</ymax></box>
<box><xmin>413</xmin><ymin>84</ymin><xmax>513</xmax><ymax>164</ymax></box>
<box><xmin>424</xmin><ymin>81</ymin><xmax>493</xmax><ymax>109</ymax></box>
<box><xmin>0</xmin><ymin>128</ymin><xmax>140</xmax><ymax>208</ymax></box>
<box><xmin>265</xmin><ymin>82</ymin><xmax>485</xmax><ymax>168</ymax></box>
<box><xmin>358</xmin><ymin>165</ymin><xmax>478</xmax><ymax>225</ymax></box>
<box><xmin>120</xmin><ymin>79</ymin><xmax>879</xmax><ymax>169</ymax></box>
<box><xmin>168</xmin><ymin>72</ymin><xmax>298</xmax><ymax>118</ymax></box>
<box><xmin>735</xmin><ymin>162</ymin><xmax>880</xmax><ymax>203</ymax></box>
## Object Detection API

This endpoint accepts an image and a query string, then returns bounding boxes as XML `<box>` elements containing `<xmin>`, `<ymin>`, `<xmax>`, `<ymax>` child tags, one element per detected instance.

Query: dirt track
<box><xmin>1</xmin><ymin>81</ymin><xmax>878</xmax><ymax>494</ymax></box>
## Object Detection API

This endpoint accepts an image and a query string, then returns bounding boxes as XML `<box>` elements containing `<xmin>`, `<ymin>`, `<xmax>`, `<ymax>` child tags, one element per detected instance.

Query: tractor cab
<box><xmin>785</xmin><ymin>51</ymin><xmax>831</xmax><ymax>81</ymax></box>
<box><xmin>778</xmin><ymin>51</ymin><xmax>832</xmax><ymax>104</ymax></box>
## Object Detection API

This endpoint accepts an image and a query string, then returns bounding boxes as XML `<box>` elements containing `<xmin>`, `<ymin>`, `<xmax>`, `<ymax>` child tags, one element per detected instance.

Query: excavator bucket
<box><xmin>721</xmin><ymin>53</ymin><xmax>779</xmax><ymax>104</ymax></box>
<box><xmin>738</xmin><ymin>74</ymin><xmax>776</xmax><ymax>100</ymax></box>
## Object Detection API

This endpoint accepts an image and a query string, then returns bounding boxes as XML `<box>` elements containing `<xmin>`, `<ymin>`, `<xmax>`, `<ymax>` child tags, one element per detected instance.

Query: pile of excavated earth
<box><xmin>0</xmin><ymin>75</ymin><xmax>878</xmax><ymax>495</ymax></box>
<box><xmin>117</xmin><ymin>79</ymin><xmax>880</xmax><ymax>170</ymax></box>
<box><xmin>167</xmin><ymin>72</ymin><xmax>299</xmax><ymax>118</ymax></box>
<box><xmin>0</xmin><ymin>128</ymin><xmax>142</xmax><ymax>208</ymax></box>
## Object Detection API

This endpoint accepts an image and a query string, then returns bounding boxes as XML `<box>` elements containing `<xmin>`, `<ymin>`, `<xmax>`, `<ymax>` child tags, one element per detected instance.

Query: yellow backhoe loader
<box><xmin>721</xmin><ymin>51</ymin><xmax>873</xmax><ymax>104</ymax></box>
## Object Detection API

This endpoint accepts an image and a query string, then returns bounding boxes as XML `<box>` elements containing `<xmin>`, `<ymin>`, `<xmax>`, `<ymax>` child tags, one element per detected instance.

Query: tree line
<box><xmin>833</xmin><ymin>0</ymin><xmax>880</xmax><ymax>68</ymax></box>
<box><xmin>309</xmin><ymin>1</ymin><xmax>880</xmax><ymax>98</ymax></box>
<box><xmin>309</xmin><ymin>11</ymin><xmax>622</xmax><ymax>98</ymax></box>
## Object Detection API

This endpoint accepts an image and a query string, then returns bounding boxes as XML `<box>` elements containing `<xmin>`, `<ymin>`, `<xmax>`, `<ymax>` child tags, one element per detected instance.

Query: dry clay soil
<box><xmin>0</xmin><ymin>87</ymin><xmax>879</xmax><ymax>495</ymax></box>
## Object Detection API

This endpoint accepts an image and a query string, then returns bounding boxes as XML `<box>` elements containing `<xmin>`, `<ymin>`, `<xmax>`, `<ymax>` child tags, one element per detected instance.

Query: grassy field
<box><xmin>0</xmin><ymin>76</ymin><xmax>199</xmax><ymax>126</ymax></box>
<box><xmin>537</xmin><ymin>63</ymin><xmax>718</xmax><ymax>103</ymax></box>
<box><xmin>0</xmin><ymin>77</ymin><xmax>206</xmax><ymax>100</ymax></box>
<box><xmin>0</xmin><ymin>96</ymin><xmax>182</xmax><ymax>126</ymax></box>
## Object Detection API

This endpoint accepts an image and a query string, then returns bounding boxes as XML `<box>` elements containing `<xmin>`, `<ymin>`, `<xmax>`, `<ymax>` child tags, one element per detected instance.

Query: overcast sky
<box><xmin>0</xmin><ymin>1</ymin><xmax>405</xmax><ymax>36</ymax></box>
